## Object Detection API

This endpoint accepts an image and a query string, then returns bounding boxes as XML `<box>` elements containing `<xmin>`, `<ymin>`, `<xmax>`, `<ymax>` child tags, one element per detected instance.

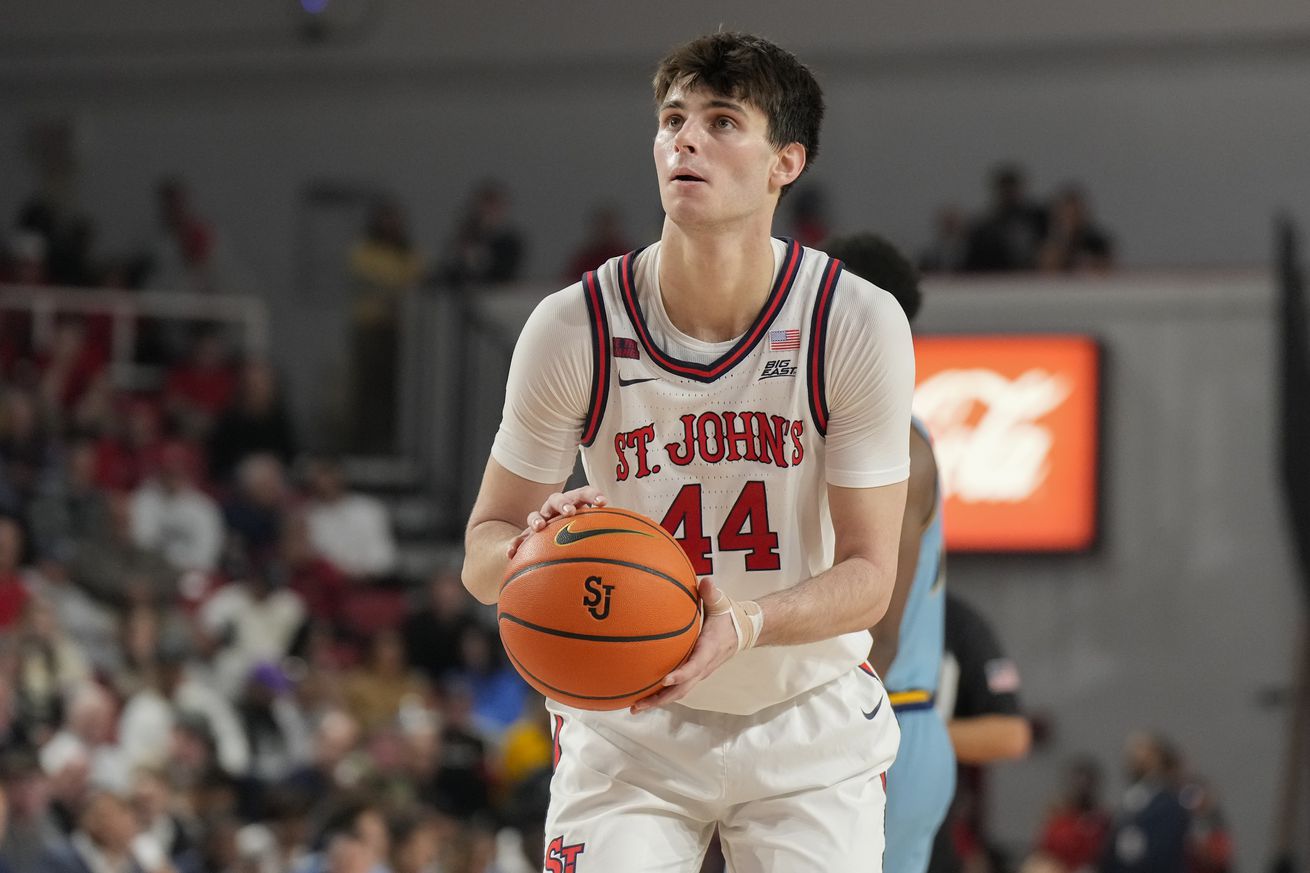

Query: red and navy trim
<box><xmin>551</xmin><ymin>713</ymin><xmax>565</xmax><ymax>770</ymax></box>
<box><xmin>618</xmin><ymin>238</ymin><xmax>804</xmax><ymax>383</ymax></box>
<box><xmin>806</xmin><ymin>256</ymin><xmax>844</xmax><ymax>437</ymax></box>
<box><xmin>580</xmin><ymin>270</ymin><xmax>611</xmax><ymax>447</ymax></box>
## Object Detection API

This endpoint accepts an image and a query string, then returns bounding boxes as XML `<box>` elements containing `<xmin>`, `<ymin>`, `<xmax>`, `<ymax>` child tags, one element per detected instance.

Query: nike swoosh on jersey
<box><xmin>862</xmin><ymin>698</ymin><xmax>884</xmax><ymax>720</ymax></box>
<box><xmin>554</xmin><ymin>523</ymin><xmax>654</xmax><ymax>546</ymax></box>
<box><xmin>617</xmin><ymin>375</ymin><xmax>659</xmax><ymax>387</ymax></box>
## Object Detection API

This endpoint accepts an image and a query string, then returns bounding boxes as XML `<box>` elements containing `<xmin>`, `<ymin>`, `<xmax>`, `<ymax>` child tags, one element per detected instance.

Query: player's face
<box><xmin>654</xmin><ymin>85</ymin><xmax>801</xmax><ymax>230</ymax></box>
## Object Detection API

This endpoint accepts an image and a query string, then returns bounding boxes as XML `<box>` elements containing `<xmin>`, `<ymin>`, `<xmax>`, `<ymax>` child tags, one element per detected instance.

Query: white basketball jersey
<box><xmin>577</xmin><ymin>238</ymin><xmax>870</xmax><ymax>714</ymax></box>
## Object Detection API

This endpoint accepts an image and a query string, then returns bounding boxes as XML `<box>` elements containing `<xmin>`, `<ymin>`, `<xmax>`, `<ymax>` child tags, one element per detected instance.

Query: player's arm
<box><xmin>460</xmin><ymin>285</ymin><xmax>596</xmax><ymax>604</ymax></box>
<box><xmin>949</xmin><ymin>715</ymin><xmax>1032</xmax><ymax>764</ymax></box>
<box><xmin>946</xmin><ymin>596</ymin><xmax>1032</xmax><ymax>764</ymax></box>
<box><xmin>463</xmin><ymin>464</ymin><xmax>604</xmax><ymax>604</ymax></box>
<box><xmin>868</xmin><ymin>426</ymin><xmax>937</xmax><ymax>676</ymax></box>
<box><xmin>633</xmin><ymin>479</ymin><xmax>906</xmax><ymax>713</ymax></box>
<box><xmin>756</xmin><ymin>476</ymin><xmax>906</xmax><ymax>643</ymax></box>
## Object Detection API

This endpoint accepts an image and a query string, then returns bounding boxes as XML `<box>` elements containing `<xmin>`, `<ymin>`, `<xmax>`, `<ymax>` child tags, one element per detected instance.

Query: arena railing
<box><xmin>0</xmin><ymin>283</ymin><xmax>269</xmax><ymax>387</ymax></box>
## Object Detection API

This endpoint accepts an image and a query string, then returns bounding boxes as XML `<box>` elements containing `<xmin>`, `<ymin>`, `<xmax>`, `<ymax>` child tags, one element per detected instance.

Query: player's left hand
<box><xmin>630</xmin><ymin>578</ymin><xmax>740</xmax><ymax>714</ymax></box>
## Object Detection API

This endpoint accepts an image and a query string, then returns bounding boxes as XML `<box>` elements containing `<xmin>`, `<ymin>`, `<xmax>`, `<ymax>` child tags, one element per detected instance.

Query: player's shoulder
<box><xmin>808</xmin><ymin>250</ymin><xmax>908</xmax><ymax>335</ymax></box>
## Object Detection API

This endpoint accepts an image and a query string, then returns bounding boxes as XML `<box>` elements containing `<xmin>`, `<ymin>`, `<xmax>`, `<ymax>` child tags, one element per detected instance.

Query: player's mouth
<box><xmin>671</xmin><ymin>170</ymin><xmax>707</xmax><ymax>185</ymax></box>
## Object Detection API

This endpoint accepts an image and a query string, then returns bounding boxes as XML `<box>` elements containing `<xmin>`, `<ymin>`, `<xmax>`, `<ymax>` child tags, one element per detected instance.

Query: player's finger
<box><xmin>526</xmin><ymin>511</ymin><xmax>546</xmax><ymax>530</ymax></box>
<box><xmin>506</xmin><ymin>527</ymin><xmax>532</xmax><ymax>558</ymax></box>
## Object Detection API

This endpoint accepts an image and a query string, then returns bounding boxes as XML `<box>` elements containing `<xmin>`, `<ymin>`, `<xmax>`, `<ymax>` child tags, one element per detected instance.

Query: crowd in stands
<box><xmin>916</xmin><ymin>163</ymin><xmax>1115</xmax><ymax>276</ymax></box>
<box><xmin>0</xmin><ymin>288</ymin><xmax>545</xmax><ymax>870</ymax></box>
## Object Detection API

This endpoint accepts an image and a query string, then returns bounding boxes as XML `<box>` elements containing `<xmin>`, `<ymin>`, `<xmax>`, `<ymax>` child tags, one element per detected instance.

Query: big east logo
<box><xmin>545</xmin><ymin>836</ymin><xmax>586</xmax><ymax>872</ymax></box>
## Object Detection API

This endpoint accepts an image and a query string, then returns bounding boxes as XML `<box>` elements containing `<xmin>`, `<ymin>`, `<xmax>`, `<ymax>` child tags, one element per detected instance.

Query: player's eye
<box><xmin>714</xmin><ymin>116</ymin><xmax>736</xmax><ymax>129</ymax></box>
<box><xmin>662</xmin><ymin>114</ymin><xmax>683</xmax><ymax>129</ymax></box>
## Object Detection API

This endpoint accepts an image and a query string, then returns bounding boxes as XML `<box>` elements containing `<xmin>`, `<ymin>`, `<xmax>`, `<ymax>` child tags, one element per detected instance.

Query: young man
<box><xmin>826</xmin><ymin>233</ymin><xmax>957</xmax><ymax>873</ymax></box>
<box><xmin>462</xmin><ymin>32</ymin><xmax>915</xmax><ymax>872</ymax></box>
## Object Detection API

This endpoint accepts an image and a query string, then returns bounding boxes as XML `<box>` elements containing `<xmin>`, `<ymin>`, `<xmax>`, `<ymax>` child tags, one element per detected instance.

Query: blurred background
<box><xmin>0</xmin><ymin>1</ymin><xmax>1307</xmax><ymax>872</ymax></box>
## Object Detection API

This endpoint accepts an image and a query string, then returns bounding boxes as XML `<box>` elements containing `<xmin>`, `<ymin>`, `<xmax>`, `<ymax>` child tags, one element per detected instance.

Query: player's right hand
<box><xmin>506</xmin><ymin>486</ymin><xmax>609</xmax><ymax>559</ymax></box>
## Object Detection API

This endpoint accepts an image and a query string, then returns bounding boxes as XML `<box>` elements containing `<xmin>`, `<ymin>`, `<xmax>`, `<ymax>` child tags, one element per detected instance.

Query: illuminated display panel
<box><xmin>913</xmin><ymin>335</ymin><xmax>1100</xmax><ymax>552</ymax></box>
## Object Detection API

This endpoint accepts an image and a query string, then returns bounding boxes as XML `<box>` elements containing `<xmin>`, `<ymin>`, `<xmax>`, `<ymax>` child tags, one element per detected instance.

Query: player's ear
<box><xmin>771</xmin><ymin>143</ymin><xmax>806</xmax><ymax>191</ymax></box>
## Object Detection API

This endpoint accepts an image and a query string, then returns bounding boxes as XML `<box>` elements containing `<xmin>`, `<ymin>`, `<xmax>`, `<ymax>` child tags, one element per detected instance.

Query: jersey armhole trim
<box><xmin>806</xmin><ymin>257</ymin><xmax>844</xmax><ymax>437</ymax></box>
<box><xmin>581</xmin><ymin>271</ymin><xmax>610</xmax><ymax>447</ymax></box>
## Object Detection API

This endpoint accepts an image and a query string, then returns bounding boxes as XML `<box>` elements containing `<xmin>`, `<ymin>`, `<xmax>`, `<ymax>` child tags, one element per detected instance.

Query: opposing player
<box><xmin>826</xmin><ymin>233</ymin><xmax>956</xmax><ymax>873</ymax></box>
<box><xmin>462</xmin><ymin>32</ymin><xmax>915</xmax><ymax>872</ymax></box>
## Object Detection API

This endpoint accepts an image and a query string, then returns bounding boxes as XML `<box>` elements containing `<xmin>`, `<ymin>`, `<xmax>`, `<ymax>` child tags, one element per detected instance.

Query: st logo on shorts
<box><xmin>544</xmin><ymin>835</ymin><xmax>586</xmax><ymax>872</ymax></box>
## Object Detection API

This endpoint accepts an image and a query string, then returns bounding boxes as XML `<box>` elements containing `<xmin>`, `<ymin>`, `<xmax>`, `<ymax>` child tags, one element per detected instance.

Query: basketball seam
<box><xmin>501</xmin><ymin>557</ymin><xmax>699</xmax><ymax>603</ymax></box>
<box><xmin>501</xmin><ymin>613</ymin><xmax>701</xmax><ymax>703</ymax></box>
<box><xmin>498</xmin><ymin>610</ymin><xmax>699</xmax><ymax>643</ymax></box>
<box><xmin>502</xmin><ymin>646</ymin><xmax>667</xmax><ymax>702</ymax></box>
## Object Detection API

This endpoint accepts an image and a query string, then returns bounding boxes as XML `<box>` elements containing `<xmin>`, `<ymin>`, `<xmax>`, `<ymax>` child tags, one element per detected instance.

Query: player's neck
<box><xmin>657</xmin><ymin>221</ymin><xmax>777</xmax><ymax>343</ymax></box>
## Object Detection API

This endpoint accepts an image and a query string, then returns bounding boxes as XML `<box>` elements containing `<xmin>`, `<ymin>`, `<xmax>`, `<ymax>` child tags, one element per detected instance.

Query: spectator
<box><xmin>1180</xmin><ymin>778</ymin><xmax>1233</xmax><ymax>873</ymax></box>
<box><xmin>0</xmin><ymin>515</ymin><xmax>32</xmax><ymax>630</ymax></box>
<box><xmin>347</xmin><ymin>198</ymin><xmax>427</xmax><ymax>455</ymax></box>
<box><xmin>0</xmin><ymin>748</ymin><xmax>65</xmax><ymax>872</ymax></box>
<box><xmin>163</xmin><ymin>327</ymin><xmax>237</xmax><ymax>441</ymax></box>
<box><xmin>207</xmin><ymin>359</ymin><xmax>297</xmax><ymax>484</ymax></box>
<box><xmin>440</xmin><ymin>180</ymin><xmax>524</xmax><ymax>286</ymax></box>
<box><xmin>341</xmin><ymin>630</ymin><xmax>429</xmax><ymax>736</ymax></box>
<box><xmin>563</xmin><ymin>204</ymin><xmax>631</xmax><ymax>279</ymax></box>
<box><xmin>15</xmin><ymin>596</ymin><xmax>92</xmax><ymax>744</ymax></box>
<box><xmin>918</xmin><ymin>205</ymin><xmax>970</xmax><ymax>274</ymax></box>
<box><xmin>27</xmin><ymin>436</ymin><xmax>113</xmax><ymax>565</ymax></box>
<box><xmin>117</xmin><ymin>635</ymin><xmax>251</xmax><ymax>780</ymax></box>
<box><xmin>196</xmin><ymin>558</ymin><xmax>306</xmax><ymax>700</ymax></box>
<box><xmin>35</xmin><ymin>318</ymin><xmax>107</xmax><ymax>424</ymax></box>
<box><xmin>1038</xmin><ymin>185</ymin><xmax>1115</xmax><ymax>273</ymax></box>
<box><xmin>403</xmin><ymin>569</ymin><xmax>480</xmax><ymax>685</ymax></box>
<box><xmin>237</xmin><ymin>661</ymin><xmax>314</xmax><ymax>789</ymax></box>
<box><xmin>147</xmin><ymin>176</ymin><xmax>217</xmax><ymax>297</ymax></box>
<box><xmin>0</xmin><ymin>387</ymin><xmax>55</xmax><ymax>508</ymax></box>
<box><xmin>130</xmin><ymin>441</ymin><xmax>224</xmax><ymax>575</ymax></box>
<box><xmin>92</xmin><ymin>398</ymin><xmax>167</xmax><ymax>493</ymax></box>
<box><xmin>286</xmin><ymin>709</ymin><xmax>365</xmax><ymax>801</ymax></box>
<box><xmin>40</xmin><ymin>783</ymin><xmax>150</xmax><ymax>873</ymax></box>
<box><xmin>389</xmin><ymin>810</ymin><xmax>442</xmax><ymax>873</ymax></box>
<box><xmin>1100</xmin><ymin>732</ymin><xmax>1189</xmax><ymax>873</ymax></box>
<box><xmin>282</xmin><ymin>511</ymin><xmax>349</xmax><ymax>627</ymax></box>
<box><xmin>223</xmin><ymin>453</ymin><xmax>293</xmax><ymax>565</ymax></box>
<box><xmin>446</xmin><ymin>623</ymin><xmax>529</xmax><ymax>737</ymax></box>
<box><xmin>303</xmin><ymin>455</ymin><xmax>397</xmax><ymax>584</ymax></box>
<box><xmin>1024</xmin><ymin>757</ymin><xmax>1111</xmax><ymax>873</ymax></box>
<box><xmin>964</xmin><ymin>163</ymin><xmax>1048</xmax><ymax>272</ymax></box>
<box><xmin>68</xmin><ymin>490</ymin><xmax>178</xmax><ymax>610</ymax></box>
<box><xmin>294</xmin><ymin>796</ymin><xmax>390</xmax><ymax>873</ymax></box>
<box><xmin>129</xmin><ymin>766</ymin><xmax>198</xmax><ymax>871</ymax></box>
<box><xmin>928</xmin><ymin>591</ymin><xmax>1033</xmax><ymax>873</ymax></box>
<box><xmin>431</xmin><ymin>679</ymin><xmax>493</xmax><ymax>821</ymax></box>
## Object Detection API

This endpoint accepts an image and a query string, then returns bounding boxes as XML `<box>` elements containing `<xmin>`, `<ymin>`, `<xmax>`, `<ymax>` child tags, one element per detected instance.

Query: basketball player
<box><xmin>462</xmin><ymin>32</ymin><xmax>915</xmax><ymax>872</ymax></box>
<box><xmin>825</xmin><ymin>233</ymin><xmax>956</xmax><ymax>873</ymax></box>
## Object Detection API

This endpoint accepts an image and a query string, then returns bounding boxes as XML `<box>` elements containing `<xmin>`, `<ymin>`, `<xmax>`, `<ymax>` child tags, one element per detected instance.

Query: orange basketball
<box><xmin>498</xmin><ymin>506</ymin><xmax>702</xmax><ymax>711</ymax></box>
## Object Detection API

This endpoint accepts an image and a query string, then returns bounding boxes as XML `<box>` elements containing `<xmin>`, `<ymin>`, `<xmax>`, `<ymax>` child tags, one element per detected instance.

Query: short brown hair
<box><xmin>653</xmin><ymin>32</ymin><xmax>824</xmax><ymax>195</ymax></box>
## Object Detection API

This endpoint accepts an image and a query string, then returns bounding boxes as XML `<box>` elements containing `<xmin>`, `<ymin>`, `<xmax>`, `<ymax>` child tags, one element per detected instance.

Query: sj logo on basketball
<box><xmin>545</xmin><ymin>836</ymin><xmax>585</xmax><ymax>872</ymax></box>
<box><xmin>582</xmin><ymin>576</ymin><xmax>614</xmax><ymax>620</ymax></box>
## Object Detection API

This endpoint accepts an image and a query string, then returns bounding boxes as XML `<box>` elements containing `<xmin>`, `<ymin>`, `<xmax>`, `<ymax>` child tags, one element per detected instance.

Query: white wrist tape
<box><xmin>706</xmin><ymin>590</ymin><xmax>764</xmax><ymax>652</ymax></box>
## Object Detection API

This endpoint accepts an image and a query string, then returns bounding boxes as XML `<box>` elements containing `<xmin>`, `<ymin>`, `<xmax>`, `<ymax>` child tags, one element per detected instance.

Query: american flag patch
<box><xmin>984</xmin><ymin>658</ymin><xmax>1022</xmax><ymax>694</ymax></box>
<box><xmin>768</xmin><ymin>329</ymin><xmax>801</xmax><ymax>351</ymax></box>
<box><xmin>612</xmin><ymin>338</ymin><xmax>639</xmax><ymax>359</ymax></box>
